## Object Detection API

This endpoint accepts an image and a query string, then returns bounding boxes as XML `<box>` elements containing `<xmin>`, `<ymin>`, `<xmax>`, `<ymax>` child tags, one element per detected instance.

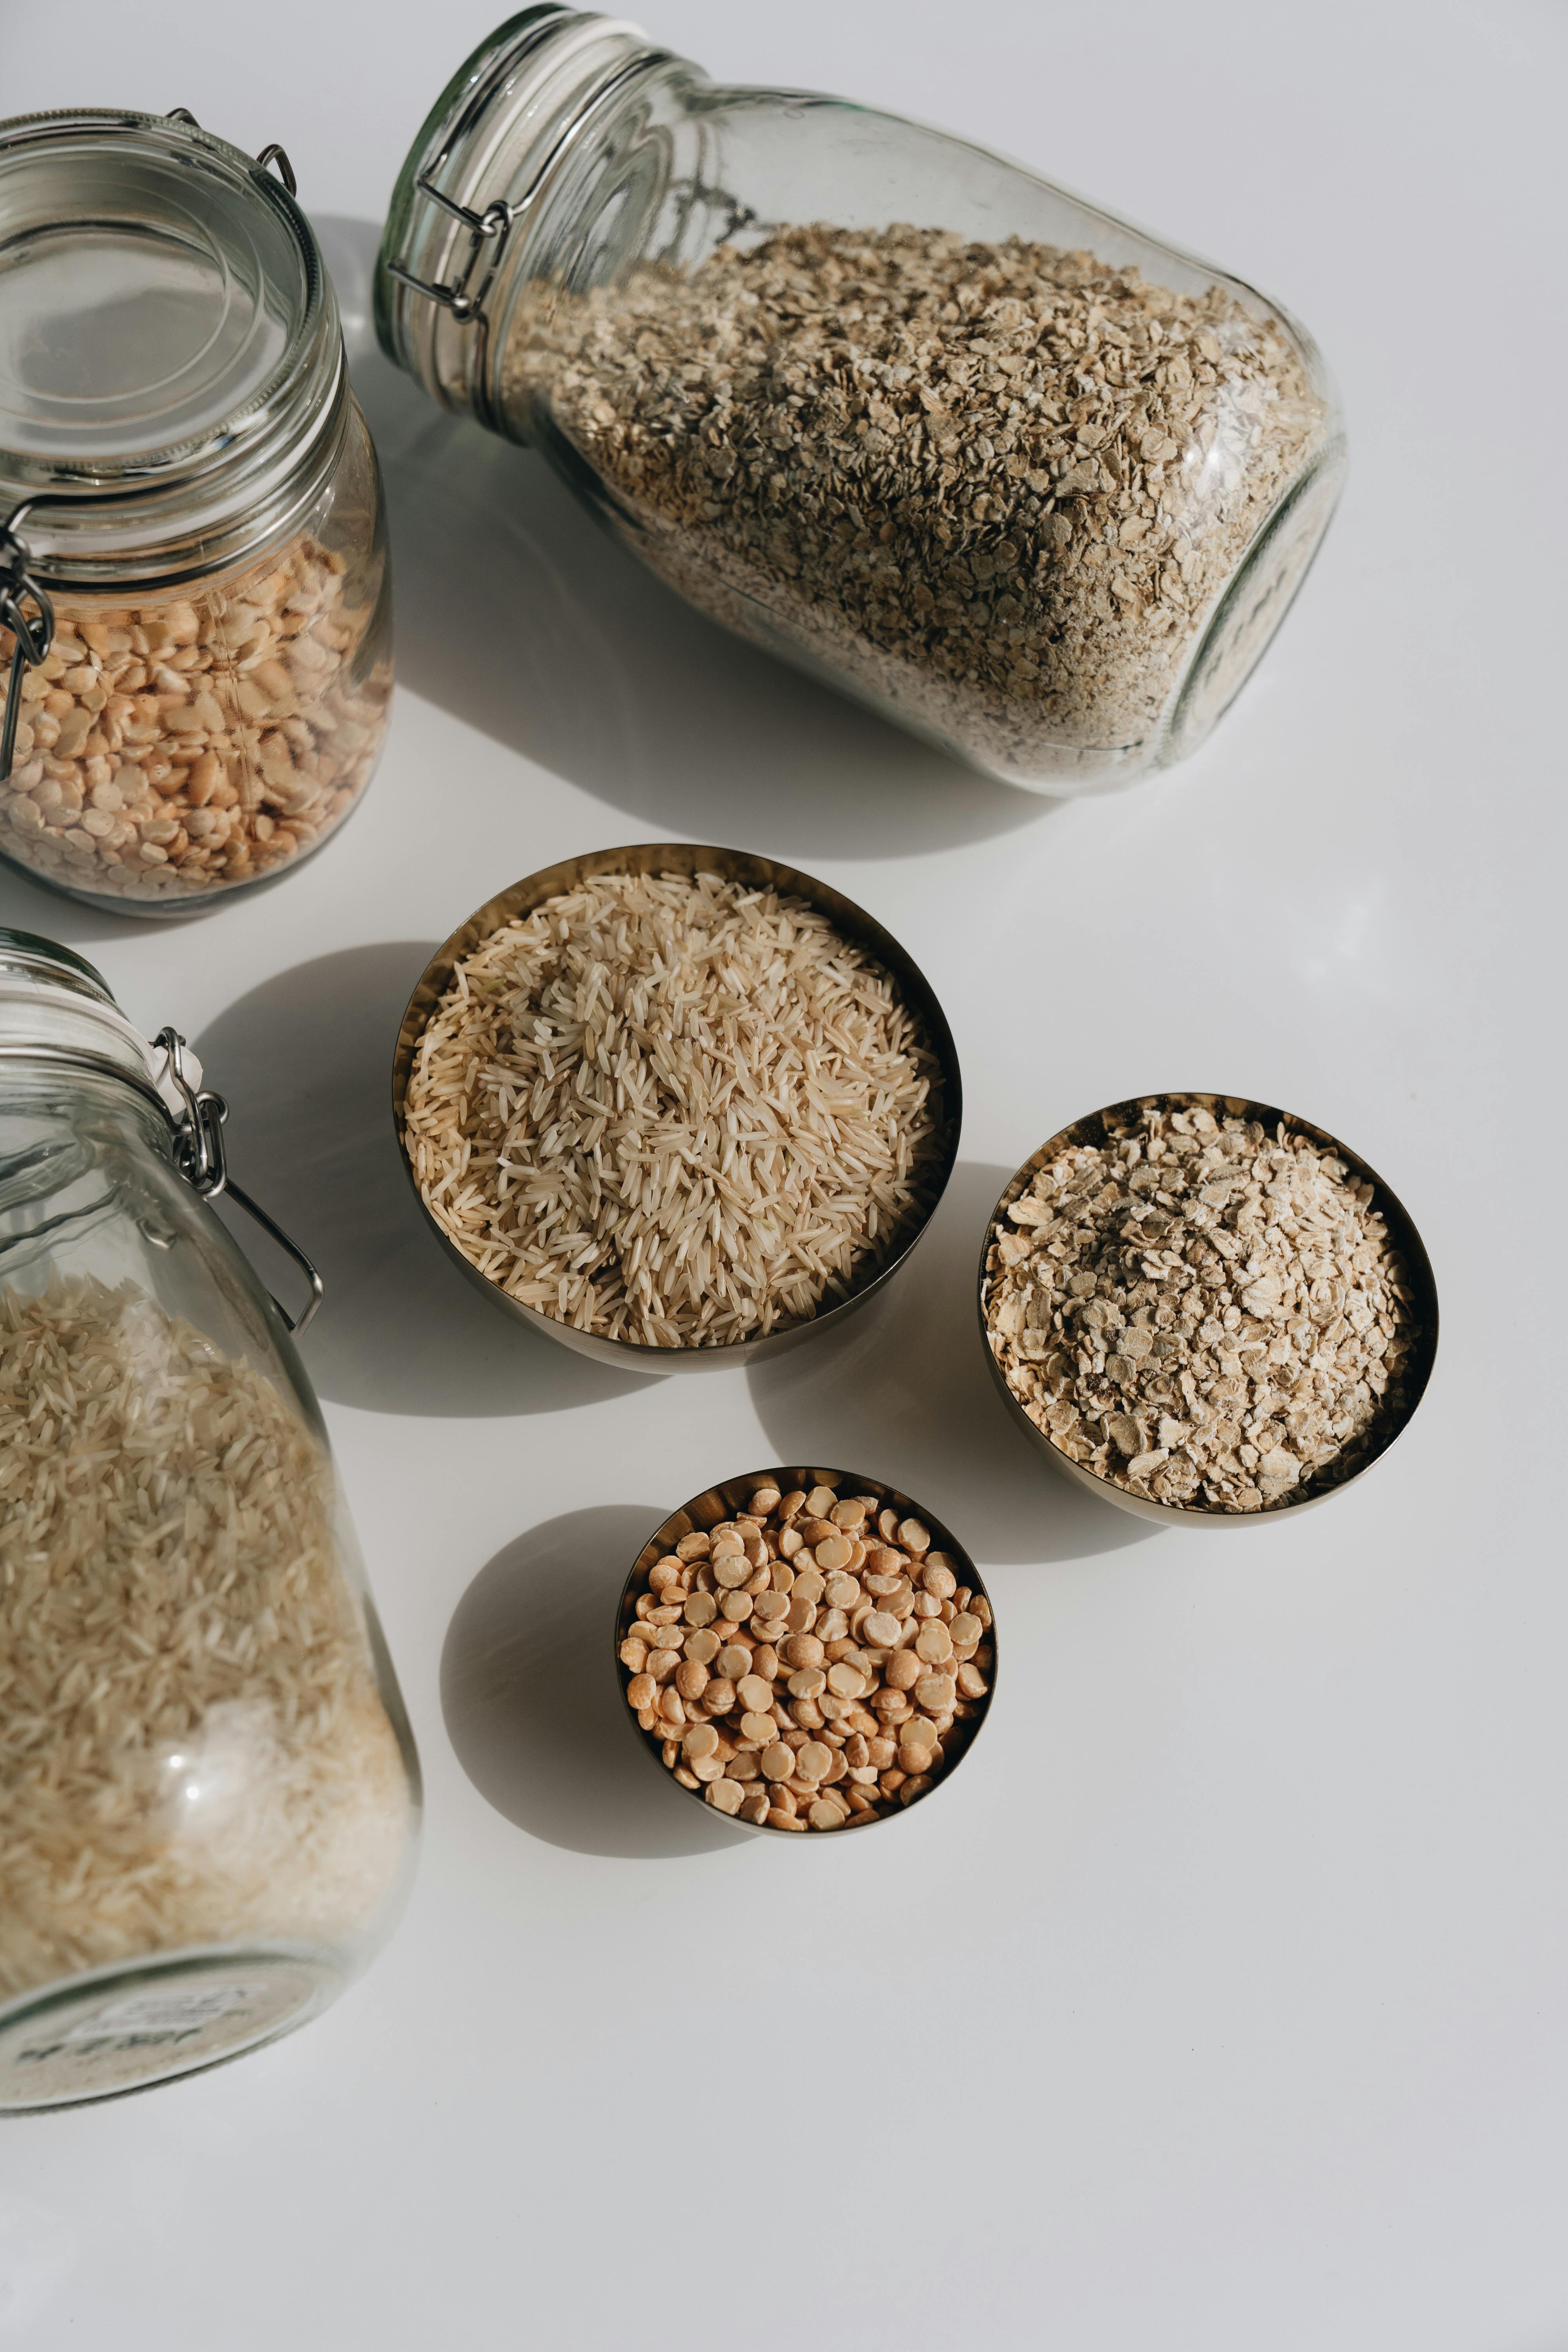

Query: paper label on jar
<box><xmin>0</xmin><ymin>1960</ymin><xmax>326</xmax><ymax>2109</ymax></box>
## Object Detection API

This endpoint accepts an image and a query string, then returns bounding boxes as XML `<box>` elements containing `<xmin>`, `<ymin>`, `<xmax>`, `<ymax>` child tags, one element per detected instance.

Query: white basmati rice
<box><xmin>0</xmin><ymin>1278</ymin><xmax>412</xmax><ymax>2007</ymax></box>
<box><xmin>402</xmin><ymin>869</ymin><xmax>948</xmax><ymax>1346</ymax></box>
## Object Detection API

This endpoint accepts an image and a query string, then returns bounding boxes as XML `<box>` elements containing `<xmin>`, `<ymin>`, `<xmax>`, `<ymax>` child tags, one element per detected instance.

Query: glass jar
<box><xmin>0</xmin><ymin>932</ymin><xmax>419</xmax><ymax>2110</ymax></box>
<box><xmin>0</xmin><ymin>110</ymin><xmax>394</xmax><ymax>913</ymax></box>
<box><xmin>376</xmin><ymin>8</ymin><xmax>1343</xmax><ymax>794</ymax></box>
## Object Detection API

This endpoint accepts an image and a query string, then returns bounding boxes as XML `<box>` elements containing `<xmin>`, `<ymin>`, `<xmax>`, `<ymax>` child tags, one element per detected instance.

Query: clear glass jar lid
<box><xmin>0</xmin><ymin>120</ymin><xmax>305</xmax><ymax>464</ymax></box>
<box><xmin>0</xmin><ymin>111</ymin><xmax>345</xmax><ymax>584</ymax></box>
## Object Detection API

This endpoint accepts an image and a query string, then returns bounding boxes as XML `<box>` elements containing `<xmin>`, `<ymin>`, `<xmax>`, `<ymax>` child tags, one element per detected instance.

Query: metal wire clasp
<box><xmin>385</xmin><ymin>178</ymin><xmax>518</xmax><ymax>323</ymax></box>
<box><xmin>1</xmin><ymin>479</ymin><xmax>194</xmax><ymax>786</ymax></box>
<box><xmin>165</xmin><ymin>108</ymin><xmax>298</xmax><ymax>198</ymax></box>
<box><xmin>0</xmin><ymin>508</ymin><xmax>55</xmax><ymax>786</ymax></box>
<box><xmin>154</xmin><ymin>1027</ymin><xmax>324</xmax><ymax>1337</ymax></box>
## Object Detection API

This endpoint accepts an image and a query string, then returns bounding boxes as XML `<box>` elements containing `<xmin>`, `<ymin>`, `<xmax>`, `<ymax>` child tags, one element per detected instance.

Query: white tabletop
<box><xmin>3</xmin><ymin>4</ymin><xmax>1564</xmax><ymax>2345</ymax></box>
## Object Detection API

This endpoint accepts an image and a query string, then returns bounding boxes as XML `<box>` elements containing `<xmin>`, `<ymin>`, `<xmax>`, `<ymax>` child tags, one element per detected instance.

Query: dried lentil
<box><xmin>619</xmin><ymin>1477</ymin><xmax>994</xmax><ymax>1830</ymax></box>
<box><xmin>0</xmin><ymin>535</ymin><xmax>390</xmax><ymax>905</ymax></box>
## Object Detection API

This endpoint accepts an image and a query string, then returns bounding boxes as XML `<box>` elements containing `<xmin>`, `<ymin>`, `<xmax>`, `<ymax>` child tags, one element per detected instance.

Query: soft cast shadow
<box><xmin>0</xmin><ymin>856</ymin><xmax>172</xmax><ymax>948</ymax></box>
<box><xmin>748</xmin><ymin>1160</ymin><xmax>1153</xmax><ymax>1565</ymax></box>
<box><xmin>316</xmin><ymin>213</ymin><xmax>1052</xmax><ymax>863</ymax></box>
<box><xmin>194</xmin><ymin>942</ymin><xmax>652</xmax><ymax>1417</ymax></box>
<box><xmin>442</xmin><ymin>1505</ymin><xmax>749</xmax><ymax>1858</ymax></box>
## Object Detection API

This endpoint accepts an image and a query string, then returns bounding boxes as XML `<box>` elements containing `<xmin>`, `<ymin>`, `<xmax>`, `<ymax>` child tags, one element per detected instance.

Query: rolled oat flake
<box><xmin>378</xmin><ymin>8</ymin><xmax>1343</xmax><ymax>789</ymax></box>
<box><xmin>984</xmin><ymin>1102</ymin><xmax>1425</xmax><ymax>1513</ymax></box>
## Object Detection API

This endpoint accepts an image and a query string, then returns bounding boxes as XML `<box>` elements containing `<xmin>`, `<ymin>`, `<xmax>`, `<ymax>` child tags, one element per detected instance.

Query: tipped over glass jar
<box><xmin>376</xmin><ymin>7</ymin><xmax>1343</xmax><ymax>793</ymax></box>
<box><xmin>0</xmin><ymin>933</ymin><xmax>419</xmax><ymax>2108</ymax></box>
<box><xmin>0</xmin><ymin>109</ymin><xmax>393</xmax><ymax>913</ymax></box>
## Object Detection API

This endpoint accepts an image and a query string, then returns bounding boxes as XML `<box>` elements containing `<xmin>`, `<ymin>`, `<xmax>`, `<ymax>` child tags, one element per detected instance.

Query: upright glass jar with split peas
<box><xmin>376</xmin><ymin>7</ymin><xmax>1343</xmax><ymax>793</ymax></box>
<box><xmin>0</xmin><ymin>110</ymin><xmax>392</xmax><ymax>912</ymax></box>
<box><xmin>0</xmin><ymin>933</ymin><xmax>420</xmax><ymax>2109</ymax></box>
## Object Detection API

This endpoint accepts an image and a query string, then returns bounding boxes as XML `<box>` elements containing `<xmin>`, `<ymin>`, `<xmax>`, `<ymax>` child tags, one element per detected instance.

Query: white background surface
<box><xmin>2</xmin><ymin>2</ymin><xmax>1565</xmax><ymax>2346</ymax></box>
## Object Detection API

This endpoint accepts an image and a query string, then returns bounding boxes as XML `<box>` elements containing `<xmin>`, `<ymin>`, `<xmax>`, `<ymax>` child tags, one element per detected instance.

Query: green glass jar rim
<box><xmin>374</xmin><ymin>9</ymin><xmax>656</xmax><ymax>423</ymax></box>
<box><xmin>0</xmin><ymin>928</ymin><xmax>116</xmax><ymax>1002</ymax></box>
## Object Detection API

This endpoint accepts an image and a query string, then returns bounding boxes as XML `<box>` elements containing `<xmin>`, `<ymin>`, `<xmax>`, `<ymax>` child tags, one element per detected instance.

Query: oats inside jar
<box><xmin>507</xmin><ymin>225</ymin><xmax>1331</xmax><ymax>784</ymax></box>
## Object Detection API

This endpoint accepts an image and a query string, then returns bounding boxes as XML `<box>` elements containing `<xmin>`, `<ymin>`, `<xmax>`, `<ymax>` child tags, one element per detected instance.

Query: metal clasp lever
<box><xmin>2</xmin><ymin>479</ymin><xmax>202</xmax><ymax>785</ymax></box>
<box><xmin>385</xmin><ymin>177</ymin><xmax>517</xmax><ymax>322</ymax></box>
<box><xmin>154</xmin><ymin>1028</ymin><xmax>324</xmax><ymax>1338</ymax></box>
<box><xmin>165</xmin><ymin>109</ymin><xmax>298</xmax><ymax>198</ymax></box>
<box><xmin>0</xmin><ymin>510</ymin><xmax>55</xmax><ymax>787</ymax></box>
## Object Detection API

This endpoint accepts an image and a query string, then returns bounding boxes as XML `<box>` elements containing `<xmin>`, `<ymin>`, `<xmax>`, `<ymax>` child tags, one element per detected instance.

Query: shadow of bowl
<box><xmin>194</xmin><ymin>943</ymin><xmax>652</xmax><ymax>1416</ymax></box>
<box><xmin>315</xmin><ymin>211</ymin><xmax>1053</xmax><ymax>863</ymax></box>
<box><xmin>747</xmin><ymin>1160</ymin><xmax>1154</xmax><ymax>1565</ymax></box>
<box><xmin>441</xmin><ymin>1505</ymin><xmax>750</xmax><ymax>1858</ymax></box>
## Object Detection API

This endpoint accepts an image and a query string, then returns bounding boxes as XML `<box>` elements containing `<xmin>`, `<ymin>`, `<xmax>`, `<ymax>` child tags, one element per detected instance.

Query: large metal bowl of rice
<box><xmin>392</xmin><ymin>844</ymin><xmax>962</xmax><ymax>1370</ymax></box>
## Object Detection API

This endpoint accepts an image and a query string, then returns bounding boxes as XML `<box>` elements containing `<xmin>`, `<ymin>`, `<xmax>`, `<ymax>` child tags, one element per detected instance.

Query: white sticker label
<box><xmin>15</xmin><ymin>1982</ymin><xmax>265</xmax><ymax>2066</ymax></box>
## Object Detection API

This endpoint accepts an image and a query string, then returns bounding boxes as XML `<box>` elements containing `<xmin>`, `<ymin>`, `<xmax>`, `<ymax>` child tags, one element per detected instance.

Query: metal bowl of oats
<box><xmin>978</xmin><ymin>1093</ymin><xmax>1438</xmax><ymax>1524</ymax></box>
<box><xmin>615</xmin><ymin>1466</ymin><xmax>997</xmax><ymax>1834</ymax></box>
<box><xmin>392</xmin><ymin>845</ymin><xmax>961</xmax><ymax>1370</ymax></box>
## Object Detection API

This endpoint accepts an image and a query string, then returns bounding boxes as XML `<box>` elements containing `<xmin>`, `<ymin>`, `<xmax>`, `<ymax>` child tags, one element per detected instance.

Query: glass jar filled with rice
<box><xmin>0</xmin><ymin>932</ymin><xmax>419</xmax><ymax>2110</ymax></box>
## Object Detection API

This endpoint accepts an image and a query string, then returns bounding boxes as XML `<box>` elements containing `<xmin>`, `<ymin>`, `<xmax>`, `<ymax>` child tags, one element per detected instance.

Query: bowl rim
<box><xmin>390</xmin><ymin>843</ymin><xmax>963</xmax><ymax>1371</ymax></box>
<box><xmin>613</xmin><ymin>1463</ymin><xmax>997</xmax><ymax>1837</ymax></box>
<box><xmin>976</xmin><ymin>1090</ymin><xmax>1439</xmax><ymax>1526</ymax></box>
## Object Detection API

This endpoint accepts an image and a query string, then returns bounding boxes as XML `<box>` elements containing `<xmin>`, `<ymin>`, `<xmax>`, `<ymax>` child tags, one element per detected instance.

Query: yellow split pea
<box><xmin>618</xmin><ymin>1479</ymin><xmax>994</xmax><ymax>1831</ymax></box>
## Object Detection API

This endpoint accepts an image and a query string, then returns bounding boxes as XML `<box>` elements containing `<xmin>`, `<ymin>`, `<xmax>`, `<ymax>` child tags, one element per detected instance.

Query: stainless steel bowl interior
<box><xmin>392</xmin><ymin>844</ymin><xmax>962</xmax><ymax>1372</ymax></box>
<box><xmin>978</xmin><ymin>1091</ymin><xmax>1439</xmax><ymax>1527</ymax></box>
<box><xmin>615</xmin><ymin>1465</ymin><xmax>996</xmax><ymax>1837</ymax></box>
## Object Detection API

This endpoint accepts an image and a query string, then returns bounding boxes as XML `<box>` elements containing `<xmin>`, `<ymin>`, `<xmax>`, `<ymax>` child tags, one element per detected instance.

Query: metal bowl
<box><xmin>614</xmin><ymin>1465</ymin><xmax>997</xmax><ymax>1837</ymax></box>
<box><xmin>392</xmin><ymin>844</ymin><xmax>962</xmax><ymax>1371</ymax></box>
<box><xmin>977</xmin><ymin>1091</ymin><xmax>1439</xmax><ymax>1527</ymax></box>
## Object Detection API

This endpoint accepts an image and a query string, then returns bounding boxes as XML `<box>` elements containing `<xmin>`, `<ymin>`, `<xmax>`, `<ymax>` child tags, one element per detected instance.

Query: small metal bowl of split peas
<box><xmin>615</xmin><ymin>1467</ymin><xmax>997</xmax><ymax>1833</ymax></box>
<box><xmin>978</xmin><ymin>1091</ymin><xmax>1439</xmax><ymax>1527</ymax></box>
<box><xmin>392</xmin><ymin>843</ymin><xmax>961</xmax><ymax>1373</ymax></box>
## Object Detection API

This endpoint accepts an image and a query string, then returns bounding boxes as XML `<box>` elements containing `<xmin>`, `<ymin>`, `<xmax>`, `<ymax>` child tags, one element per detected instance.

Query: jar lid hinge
<box><xmin>254</xmin><ymin>143</ymin><xmax>298</xmax><ymax>196</ymax></box>
<box><xmin>0</xmin><ymin>511</ymin><xmax>56</xmax><ymax>786</ymax></box>
<box><xmin>155</xmin><ymin>1027</ymin><xmax>325</xmax><ymax>1337</ymax></box>
<box><xmin>384</xmin><ymin>179</ymin><xmax>518</xmax><ymax>324</ymax></box>
<box><xmin>163</xmin><ymin>108</ymin><xmax>298</xmax><ymax>200</ymax></box>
